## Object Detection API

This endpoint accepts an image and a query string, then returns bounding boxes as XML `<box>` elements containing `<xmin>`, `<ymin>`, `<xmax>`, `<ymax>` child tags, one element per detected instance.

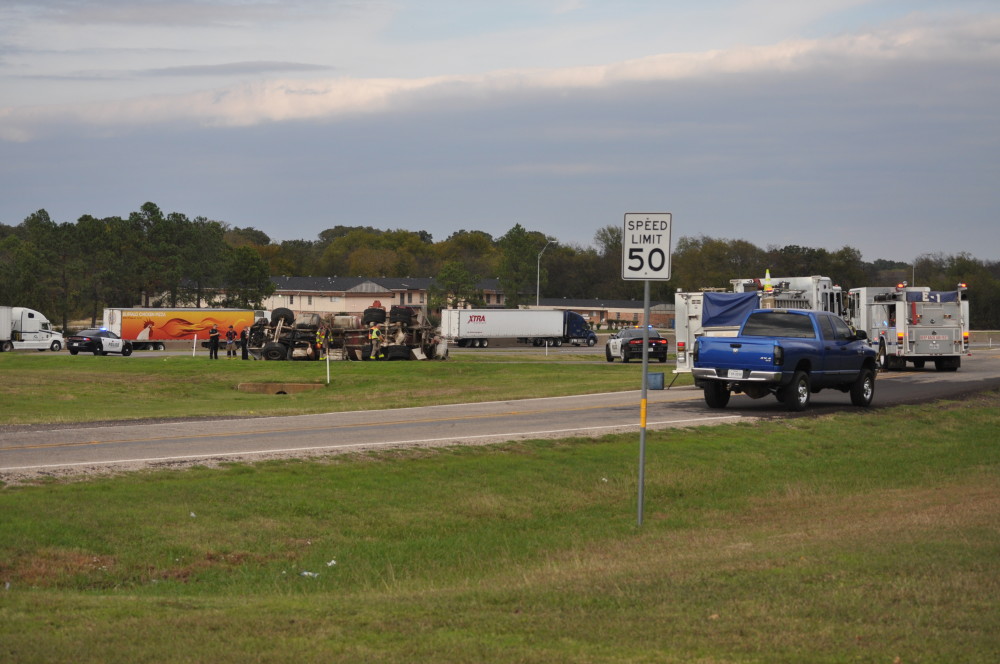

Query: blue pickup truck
<box><xmin>692</xmin><ymin>309</ymin><xmax>878</xmax><ymax>411</ymax></box>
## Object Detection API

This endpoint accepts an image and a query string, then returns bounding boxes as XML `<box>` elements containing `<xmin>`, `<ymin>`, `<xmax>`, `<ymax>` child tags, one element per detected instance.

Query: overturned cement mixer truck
<box><xmin>247</xmin><ymin>303</ymin><xmax>444</xmax><ymax>361</ymax></box>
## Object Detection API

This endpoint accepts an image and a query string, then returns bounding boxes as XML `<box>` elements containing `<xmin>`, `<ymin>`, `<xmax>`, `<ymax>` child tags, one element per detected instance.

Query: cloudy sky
<box><xmin>2</xmin><ymin>0</ymin><xmax>998</xmax><ymax>264</ymax></box>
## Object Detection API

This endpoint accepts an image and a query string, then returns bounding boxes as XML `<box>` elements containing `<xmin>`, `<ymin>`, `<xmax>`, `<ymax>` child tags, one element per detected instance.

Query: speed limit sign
<box><xmin>622</xmin><ymin>213</ymin><xmax>672</xmax><ymax>281</ymax></box>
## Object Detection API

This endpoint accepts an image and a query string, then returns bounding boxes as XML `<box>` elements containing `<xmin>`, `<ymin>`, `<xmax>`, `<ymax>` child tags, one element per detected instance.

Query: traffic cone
<box><xmin>764</xmin><ymin>269</ymin><xmax>773</xmax><ymax>292</ymax></box>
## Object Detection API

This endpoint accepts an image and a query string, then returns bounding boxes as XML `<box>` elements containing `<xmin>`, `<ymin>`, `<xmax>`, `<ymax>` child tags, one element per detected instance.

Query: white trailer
<box><xmin>0</xmin><ymin>306</ymin><xmax>64</xmax><ymax>352</ymax></box>
<box><xmin>674</xmin><ymin>275</ymin><xmax>844</xmax><ymax>374</ymax></box>
<box><xmin>846</xmin><ymin>283</ymin><xmax>968</xmax><ymax>371</ymax></box>
<box><xmin>440</xmin><ymin>309</ymin><xmax>597</xmax><ymax>348</ymax></box>
<box><xmin>673</xmin><ymin>291</ymin><xmax>757</xmax><ymax>375</ymax></box>
<box><xmin>730</xmin><ymin>274</ymin><xmax>844</xmax><ymax>316</ymax></box>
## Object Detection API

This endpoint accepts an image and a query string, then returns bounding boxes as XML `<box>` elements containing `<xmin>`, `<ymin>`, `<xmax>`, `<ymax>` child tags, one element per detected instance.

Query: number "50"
<box><xmin>626</xmin><ymin>247</ymin><xmax>667</xmax><ymax>272</ymax></box>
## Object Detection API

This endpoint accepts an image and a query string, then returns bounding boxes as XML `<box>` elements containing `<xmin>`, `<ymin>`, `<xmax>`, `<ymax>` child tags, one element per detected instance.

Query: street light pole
<box><xmin>536</xmin><ymin>240</ymin><xmax>556</xmax><ymax>306</ymax></box>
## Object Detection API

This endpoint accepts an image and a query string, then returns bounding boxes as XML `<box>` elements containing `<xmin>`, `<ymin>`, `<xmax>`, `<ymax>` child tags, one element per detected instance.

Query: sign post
<box><xmin>622</xmin><ymin>213</ymin><xmax>672</xmax><ymax>526</ymax></box>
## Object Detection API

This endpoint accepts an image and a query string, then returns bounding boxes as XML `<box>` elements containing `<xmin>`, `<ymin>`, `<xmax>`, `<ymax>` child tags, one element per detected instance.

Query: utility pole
<box><xmin>536</xmin><ymin>240</ymin><xmax>556</xmax><ymax>306</ymax></box>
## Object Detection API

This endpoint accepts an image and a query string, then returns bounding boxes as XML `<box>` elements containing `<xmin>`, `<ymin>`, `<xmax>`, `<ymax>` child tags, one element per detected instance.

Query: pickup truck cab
<box><xmin>692</xmin><ymin>309</ymin><xmax>877</xmax><ymax>411</ymax></box>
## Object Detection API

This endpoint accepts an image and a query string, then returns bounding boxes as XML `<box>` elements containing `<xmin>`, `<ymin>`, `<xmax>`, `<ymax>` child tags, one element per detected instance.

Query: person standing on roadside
<box><xmin>225</xmin><ymin>324</ymin><xmax>237</xmax><ymax>358</ymax></box>
<box><xmin>368</xmin><ymin>322</ymin><xmax>383</xmax><ymax>360</ymax></box>
<box><xmin>240</xmin><ymin>327</ymin><xmax>249</xmax><ymax>360</ymax></box>
<box><xmin>208</xmin><ymin>324</ymin><xmax>220</xmax><ymax>360</ymax></box>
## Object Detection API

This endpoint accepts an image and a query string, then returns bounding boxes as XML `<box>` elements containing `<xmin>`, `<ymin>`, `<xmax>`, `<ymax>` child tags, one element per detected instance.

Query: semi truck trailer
<box><xmin>101</xmin><ymin>308</ymin><xmax>268</xmax><ymax>350</ymax></box>
<box><xmin>440</xmin><ymin>309</ymin><xmax>597</xmax><ymax>348</ymax></box>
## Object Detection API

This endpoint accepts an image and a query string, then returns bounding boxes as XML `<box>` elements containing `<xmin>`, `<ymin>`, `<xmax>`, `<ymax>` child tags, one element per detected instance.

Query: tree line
<box><xmin>3</xmin><ymin>202</ymin><xmax>999</xmax><ymax>329</ymax></box>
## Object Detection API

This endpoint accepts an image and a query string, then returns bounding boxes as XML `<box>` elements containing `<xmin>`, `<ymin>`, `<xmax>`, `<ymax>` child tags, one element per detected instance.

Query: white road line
<box><xmin>0</xmin><ymin>414</ymin><xmax>742</xmax><ymax>471</ymax></box>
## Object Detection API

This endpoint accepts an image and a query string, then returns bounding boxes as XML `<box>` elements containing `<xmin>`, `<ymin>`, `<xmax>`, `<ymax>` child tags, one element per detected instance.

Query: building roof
<box><xmin>537</xmin><ymin>297</ymin><xmax>670</xmax><ymax>310</ymax></box>
<box><xmin>272</xmin><ymin>276</ymin><xmax>501</xmax><ymax>293</ymax></box>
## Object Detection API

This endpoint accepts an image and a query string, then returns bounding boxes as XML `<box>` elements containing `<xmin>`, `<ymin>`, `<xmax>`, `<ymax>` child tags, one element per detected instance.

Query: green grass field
<box><xmin>1</xmin><ymin>352</ymin><xmax>998</xmax><ymax>662</ymax></box>
<box><xmin>0</xmin><ymin>350</ymin><xmax>661</xmax><ymax>425</ymax></box>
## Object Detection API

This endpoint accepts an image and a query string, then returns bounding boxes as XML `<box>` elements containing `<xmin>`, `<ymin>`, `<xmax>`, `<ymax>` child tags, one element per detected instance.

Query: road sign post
<box><xmin>622</xmin><ymin>213</ymin><xmax>672</xmax><ymax>527</ymax></box>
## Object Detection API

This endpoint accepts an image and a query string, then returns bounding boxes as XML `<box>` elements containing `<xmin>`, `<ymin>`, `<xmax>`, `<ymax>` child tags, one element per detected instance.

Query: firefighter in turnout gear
<box><xmin>368</xmin><ymin>322</ymin><xmax>384</xmax><ymax>360</ymax></box>
<box><xmin>316</xmin><ymin>326</ymin><xmax>329</xmax><ymax>360</ymax></box>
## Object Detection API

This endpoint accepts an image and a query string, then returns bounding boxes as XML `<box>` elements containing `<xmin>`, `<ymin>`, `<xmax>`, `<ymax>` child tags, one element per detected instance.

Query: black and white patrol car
<box><xmin>605</xmin><ymin>327</ymin><xmax>669</xmax><ymax>363</ymax></box>
<box><xmin>67</xmin><ymin>329</ymin><xmax>133</xmax><ymax>356</ymax></box>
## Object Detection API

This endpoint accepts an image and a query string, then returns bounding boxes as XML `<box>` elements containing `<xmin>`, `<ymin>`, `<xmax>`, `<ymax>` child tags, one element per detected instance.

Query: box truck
<box><xmin>440</xmin><ymin>309</ymin><xmax>597</xmax><ymax>348</ymax></box>
<box><xmin>0</xmin><ymin>306</ymin><xmax>64</xmax><ymax>352</ymax></box>
<box><xmin>101</xmin><ymin>308</ymin><xmax>269</xmax><ymax>350</ymax></box>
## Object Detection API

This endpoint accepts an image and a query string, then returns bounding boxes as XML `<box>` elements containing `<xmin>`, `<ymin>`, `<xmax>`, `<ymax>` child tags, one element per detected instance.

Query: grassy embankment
<box><xmin>0</xmin><ymin>349</ymin><xmax>998</xmax><ymax>662</ymax></box>
<box><xmin>0</xmin><ymin>350</ymin><xmax>662</xmax><ymax>426</ymax></box>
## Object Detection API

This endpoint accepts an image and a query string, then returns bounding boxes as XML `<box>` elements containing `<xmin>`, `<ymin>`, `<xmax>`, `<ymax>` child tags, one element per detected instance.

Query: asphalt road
<box><xmin>2</xmin><ymin>350</ymin><xmax>999</xmax><ymax>483</ymax></box>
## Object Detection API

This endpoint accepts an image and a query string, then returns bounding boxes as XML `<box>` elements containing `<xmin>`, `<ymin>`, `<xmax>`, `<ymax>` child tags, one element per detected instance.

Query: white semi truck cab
<box><xmin>0</xmin><ymin>306</ymin><xmax>64</xmax><ymax>352</ymax></box>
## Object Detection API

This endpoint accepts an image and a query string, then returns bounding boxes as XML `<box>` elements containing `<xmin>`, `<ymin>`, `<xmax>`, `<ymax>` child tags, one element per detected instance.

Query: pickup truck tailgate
<box><xmin>694</xmin><ymin>337</ymin><xmax>782</xmax><ymax>381</ymax></box>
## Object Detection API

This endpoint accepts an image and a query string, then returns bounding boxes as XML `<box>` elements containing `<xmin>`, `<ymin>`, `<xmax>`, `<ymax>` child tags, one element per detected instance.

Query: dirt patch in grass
<box><xmin>0</xmin><ymin>548</ymin><xmax>118</xmax><ymax>587</ymax></box>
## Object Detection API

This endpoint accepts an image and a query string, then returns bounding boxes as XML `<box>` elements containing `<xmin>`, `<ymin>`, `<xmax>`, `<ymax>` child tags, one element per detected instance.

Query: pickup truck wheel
<box><xmin>786</xmin><ymin>371</ymin><xmax>810</xmax><ymax>411</ymax></box>
<box><xmin>703</xmin><ymin>382</ymin><xmax>730</xmax><ymax>409</ymax></box>
<box><xmin>605</xmin><ymin>346</ymin><xmax>614</xmax><ymax>362</ymax></box>
<box><xmin>850</xmin><ymin>367</ymin><xmax>875</xmax><ymax>407</ymax></box>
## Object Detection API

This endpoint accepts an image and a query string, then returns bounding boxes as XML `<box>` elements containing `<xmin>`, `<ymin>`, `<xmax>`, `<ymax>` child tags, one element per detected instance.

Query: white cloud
<box><xmin>3</xmin><ymin>15</ymin><xmax>997</xmax><ymax>142</ymax></box>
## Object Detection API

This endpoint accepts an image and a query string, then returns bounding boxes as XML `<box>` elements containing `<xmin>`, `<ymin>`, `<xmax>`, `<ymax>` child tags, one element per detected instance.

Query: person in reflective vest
<box><xmin>315</xmin><ymin>327</ymin><xmax>327</xmax><ymax>359</ymax></box>
<box><xmin>368</xmin><ymin>322</ymin><xmax>383</xmax><ymax>360</ymax></box>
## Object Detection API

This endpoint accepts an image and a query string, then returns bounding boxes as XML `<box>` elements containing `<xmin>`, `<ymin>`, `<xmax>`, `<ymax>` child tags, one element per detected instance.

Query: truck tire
<box><xmin>785</xmin><ymin>371</ymin><xmax>810</xmax><ymax>411</ymax></box>
<box><xmin>271</xmin><ymin>308</ymin><xmax>295</xmax><ymax>326</ymax></box>
<box><xmin>386</xmin><ymin>345</ymin><xmax>411</xmax><ymax>360</ymax></box>
<box><xmin>850</xmin><ymin>367</ymin><xmax>875</xmax><ymax>407</ymax></box>
<box><xmin>362</xmin><ymin>307</ymin><xmax>386</xmax><ymax>326</ymax></box>
<box><xmin>389</xmin><ymin>306</ymin><xmax>414</xmax><ymax>325</ymax></box>
<box><xmin>1</xmin><ymin>340</ymin><xmax>13</xmax><ymax>352</ymax></box>
<box><xmin>480</xmin><ymin>339</ymin><xmax>489</xmax><ymax>348</ymax></box>
<box><xmin>703</xmin><ymin>382</ymin><xmax>731</xmax><ymax>408</ymax></box>
<box><xmin>587</xmin><ymin>336</ymin><xmax>596</xmax><ymax>347</ymax></box>
<box><xmin>935</xmin><ymin>357</ymin><xmax>960</xmax><ymax>372</ymax></box>
<box><xmin>49</xmin><ymin>340</ymin><xmax>62</xmax><ymax>352</ymax></box>
<box><xmin>262</xmin><ymin>342</ymin><xmax>287</xmax><ymax>361</ymax></box>
<box><xmin>878</xmin><ymin>343</ymin><xmax>903</xmax><ymax>371</ymax></box>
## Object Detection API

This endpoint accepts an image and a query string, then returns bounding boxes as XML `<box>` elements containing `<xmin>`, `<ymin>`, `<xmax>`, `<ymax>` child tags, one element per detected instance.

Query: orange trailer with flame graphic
<box><xmin>102</xmin><ymin>308</ymin><xmax>269</xmax><ymax>350</ymax></box>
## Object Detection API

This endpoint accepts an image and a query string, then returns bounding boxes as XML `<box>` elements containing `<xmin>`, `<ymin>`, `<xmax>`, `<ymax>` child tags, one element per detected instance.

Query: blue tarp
<box><xmin>701</xmin><ymin>291</ymin><xmax>759</xmax><ymax>327</ymax></box>
<box><xmin>906</xmin><ymin>291</ymin><xmax>960</xmax><ymax>303</ymax></box>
